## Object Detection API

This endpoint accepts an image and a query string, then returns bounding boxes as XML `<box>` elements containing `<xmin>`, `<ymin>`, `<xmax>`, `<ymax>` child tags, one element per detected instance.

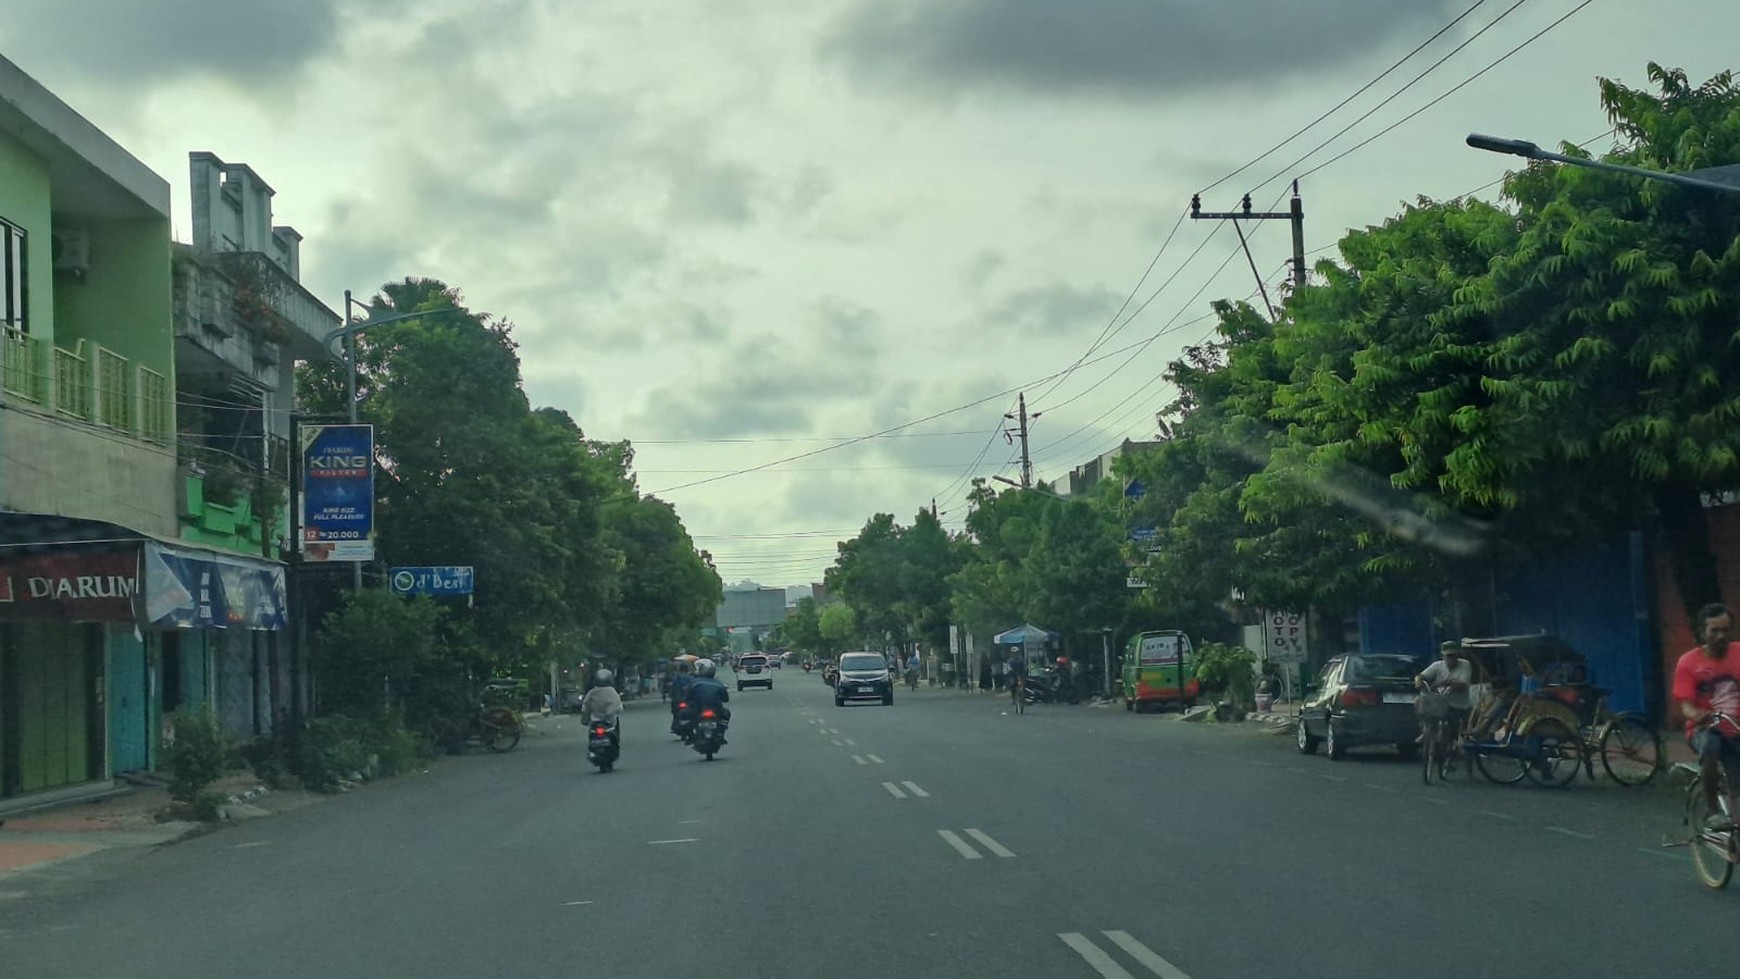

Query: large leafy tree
<box><xmin>299</xmin><ymin>278</ymin><xmax>719</xmax><ymax>692</ymax></box>
<box><xmin>1452</xmin><ymin>65</ymin><xmax>1740</xmax><ymax>617</ymax></box>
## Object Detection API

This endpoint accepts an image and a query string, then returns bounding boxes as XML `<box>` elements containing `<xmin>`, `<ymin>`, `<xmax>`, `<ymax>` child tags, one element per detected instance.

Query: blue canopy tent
<box><xmin>993</xmin><ymin>623</ymin><xmax>1061</xmax><ymax>646</ymax></box>
<box><xmin>994</xmin><ymin>624</ymin><xmax>1061</xmax><ymax>665</ymax></box>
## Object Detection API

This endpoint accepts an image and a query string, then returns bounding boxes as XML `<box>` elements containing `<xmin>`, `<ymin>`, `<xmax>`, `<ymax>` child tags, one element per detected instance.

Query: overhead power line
<box><xmin>1295</xmin><ymin>0</ymin><xmax>1603</xmax><ymax>182</ymax></box>
<box><xmin>1196</xmin><ymin>0</ymin><xmax>1497</xmax><ymax>196</ymax></box>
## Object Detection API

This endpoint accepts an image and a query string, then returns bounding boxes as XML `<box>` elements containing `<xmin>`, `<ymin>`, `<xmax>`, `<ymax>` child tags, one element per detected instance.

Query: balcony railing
<box><xmin>1</xmin><ymin>327</ymin><xmax>45</xmax><ymax>403</ymax></box>
<box><xmin>137</xmin><ymin>366</ymin><xmax>170</xmax><ymax>444</ymax></box>
<box><xmin>95</xmin><ymin>346</ymin><xmax>133</xmax><ymax>430</ymax></box>
<box><xmin>54</xmin><ymin>341</ymin><xmax>90</xmax><ymax>420</ymax></box>
<box><xmin>0</xmin><ymin>328</ymin><xmax>172</xmax><ymax>446</ymax></box>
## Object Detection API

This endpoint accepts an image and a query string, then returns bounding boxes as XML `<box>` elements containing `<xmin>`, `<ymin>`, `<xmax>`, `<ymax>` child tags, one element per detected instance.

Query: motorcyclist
<box><xmin>684</xmin><ymin>658</ymin><xmax>732</xmax><ymax>744</ymax></box>
<box><xmin>580</xmin><ymin>669</ymin><xmax>623</xmax><ymax>747</ymax></box>
<box><xmin>669</xmin><ymin>661</ymin><xmax>696</xmax><ymax>734</ymax></box>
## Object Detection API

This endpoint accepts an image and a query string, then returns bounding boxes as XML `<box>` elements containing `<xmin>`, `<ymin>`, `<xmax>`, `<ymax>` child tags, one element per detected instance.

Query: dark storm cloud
<box><xmin>629</xmin><ymin>300</ymin><xmax>885</xmax><ymax>439</ymax></box>
<box><xmin>989</xmin><ymin>283</ymin><xmax>1123</xmax><ymax>337</ymax></box>
<box><xmin>6</xmin><ymin>0</ymin><xmax>350</xmax><ymax>85</ymax></box>
<box><xmin>823</xmin><ymin>0</ymin><xmax>1457</xmax><ymax>98</ymax></box>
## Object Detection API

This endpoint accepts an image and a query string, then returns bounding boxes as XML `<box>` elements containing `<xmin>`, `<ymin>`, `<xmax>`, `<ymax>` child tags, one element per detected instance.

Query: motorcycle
<box><xmin>692</xmin><ymin>708</ymin><xmax>726</xmax><ymax>761</ymax></box>
<box><xmin>671</xmin><ymin>701</ymin><xmax>697</xmax><ymax>743</ymax></box>
<box><xmin>1022</xmin><ymin>669</ymin><xmax>1083</xmax><ymax>706</ymax></box>
<box><xmin>588</xmin><ymin>717</ymin><xmax>620</xmax><ymax>772</ymax></box>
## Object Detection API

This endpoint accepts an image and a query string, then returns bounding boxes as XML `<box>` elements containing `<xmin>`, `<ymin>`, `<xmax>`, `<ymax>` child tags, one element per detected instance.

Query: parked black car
<box><xmin>1296</xmin><ymin>653</ymin><xmax>1429</xmax><ymax>760</ymax></box>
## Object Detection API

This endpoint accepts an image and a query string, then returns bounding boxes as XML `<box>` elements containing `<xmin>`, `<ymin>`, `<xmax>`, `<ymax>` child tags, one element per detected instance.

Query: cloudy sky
<box><xmin>5</xmin><ymin>0</ymin><xmax>1734</xmax><ymax>586</ymax></box>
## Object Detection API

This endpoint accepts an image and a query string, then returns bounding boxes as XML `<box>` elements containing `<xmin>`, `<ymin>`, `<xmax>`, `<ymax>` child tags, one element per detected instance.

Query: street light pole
<box><xmin>325</xmin><ymin>298</ymin><xmax>466</xmax><ymax>592</ymax></box>
<box><xmin>1100</xmin><ymin>627</ymin><xmax>1113</xmax><ymax>699</ymax></box>
<box><xmin>1466</xmin><ymin>133</ymin><xmax>1740</xmax><ymax>195</ymax></box>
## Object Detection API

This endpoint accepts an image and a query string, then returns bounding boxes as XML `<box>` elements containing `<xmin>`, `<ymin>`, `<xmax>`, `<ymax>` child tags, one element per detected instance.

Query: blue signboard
<box><xmin>390</xmin><ymin>566</ymin><xmax>475</xmax><ymax>597</ymax></box>
<box><xmin>301</xmin><ymin>424</ymin><xmax>375</xmax><ymax>563</ymax></box>
<box><xmin>1123</xmin><ymin>479</ymin><xmax>1146</xmax><ymax>500</ymax></box>
<box><xmin>141</xmin><ymin>542</ymin><xmax>288</xmax><ymax>631</ymax></box>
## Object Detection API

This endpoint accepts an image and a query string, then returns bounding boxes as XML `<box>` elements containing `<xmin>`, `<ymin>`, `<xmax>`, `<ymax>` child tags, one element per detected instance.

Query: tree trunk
<box><xmin>1655</xmin><ymin>483</ymin><xmax>1723</xmax><ymax>623</ymax></box>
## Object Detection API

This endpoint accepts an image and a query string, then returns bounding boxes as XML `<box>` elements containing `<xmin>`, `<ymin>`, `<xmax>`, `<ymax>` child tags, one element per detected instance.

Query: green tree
<box><xmin>818</xmin><ymin>602</ymin><xmax>859</xmax><ymax>651</ymax></box>
<box><xmin>1456</xmin><ymin>65</ymin><xmax>1740</xmax><ymax>618</ymax></box>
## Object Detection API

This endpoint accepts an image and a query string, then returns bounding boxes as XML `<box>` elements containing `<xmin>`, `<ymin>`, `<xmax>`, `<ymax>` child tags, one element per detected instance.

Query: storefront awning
<box><xmin>0</xmin><ymin>513</ymin><xmax>286</xmax><ymax>630</ymax></box>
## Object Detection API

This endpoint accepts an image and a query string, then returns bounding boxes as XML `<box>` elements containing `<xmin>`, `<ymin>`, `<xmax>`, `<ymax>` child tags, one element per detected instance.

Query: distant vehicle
<box><xmin>737</xmin><ymin>654</ymin><xmax>774</xmax><ymax>691</ymax></box>
<box><xmin>1120</xmin><ymin>631</ymin><xmax>1199</xmax><ymax>711</ymax></box>
<box><xmin>835</xmin><ymin>651</ymin><xmax>894</xmax><ymax>707</ymax></box>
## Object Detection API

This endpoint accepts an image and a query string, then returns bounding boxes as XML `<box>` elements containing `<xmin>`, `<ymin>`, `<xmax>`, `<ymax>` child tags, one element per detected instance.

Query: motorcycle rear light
<box><xmin>678</xmin><ymin>701</ymin><xmax>688</xmax><ymax>709</ymax></box>
<box><xmin>593</xmin><ymin>726</ymin><xmax>608</xmax><ymax>735</ymax></box>
<box><xmin>701</xmin><ymin>709</ymin><xmax>717</xmax><ymax>719</ymax></box>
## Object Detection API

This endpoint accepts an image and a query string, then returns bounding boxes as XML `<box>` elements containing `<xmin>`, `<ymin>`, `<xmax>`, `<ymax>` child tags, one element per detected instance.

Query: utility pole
<box><xmin>1190</xmin><ymin>181</ymin><xmax>1307</xmax><ymax>311</ymax></box>
<box><xmin>1004</xmin><ymin>393</ymin><xmax>1040</xmax><ymax>488</ymax></box>
<box><xmin>343</xmin><ymin>290</ymin><xmax>363</xmax><ymax>594</ymax></box>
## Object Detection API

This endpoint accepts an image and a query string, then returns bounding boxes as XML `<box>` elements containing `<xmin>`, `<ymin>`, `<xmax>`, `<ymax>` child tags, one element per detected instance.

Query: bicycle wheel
<box><xmin>1599</xmin><ymin>714</ymin><xmax>1662</xmax><ymax>787</ymax></box>
<box><xmin>1474</xmin><ymin>747</ymin><xmax>1528</xmax><ymax>785</ymax></box>
<box><xmin>1687</xmin><ymin>788</ymin><xmax>1735</xmax><ymax>889</ymax></box>
<box><xmin>481</xmin><ymin>708</ymin><xmax>522</xmax><ymax>753</ymax></box>
<box><xmin>1522</xmin><ymin>718</ymin><xmax>1582</xmax><ymax>789</ymax></box>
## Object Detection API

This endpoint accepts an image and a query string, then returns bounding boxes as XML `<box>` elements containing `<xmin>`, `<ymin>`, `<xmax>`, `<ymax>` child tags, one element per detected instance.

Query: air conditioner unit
<box><xmin>52</xmin><ymin>230</ymin><xmax>90</xmax><ymax>278</ymax></box>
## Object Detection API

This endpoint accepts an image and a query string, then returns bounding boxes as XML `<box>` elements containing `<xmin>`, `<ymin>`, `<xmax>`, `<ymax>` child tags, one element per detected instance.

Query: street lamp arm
<box><xmin>992</xmin><ymin>475</ymin><xmax>1072</xmax><ymax>502</ymax></box>
<box><xmin>322</xmin><ymin>306</ymin><xmax>465</xmax><ymax>351</ymax></box>
<box><xmin>1467</xmin><ymin>132</ymin><xmax>1740</xmax><ymax>196</ymax></box>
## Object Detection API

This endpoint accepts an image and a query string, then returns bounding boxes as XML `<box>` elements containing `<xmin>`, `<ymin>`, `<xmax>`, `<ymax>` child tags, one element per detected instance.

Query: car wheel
<box><xmin>737</xmin><ymin>684</ymin><xmax>744</xmax><ymax>692</ymax></box>
<box><xmin>835</xmin><ymin>697</ymin><xmax>845</xmax><ymax>707</ymax></box>
<box><xmin>1124</xmin><ymin>699</ymin><xmax>1134</xmax><ymax>712</ymax></box>
<box><xmin>883</xmin><ymin>691</ymin><xmax>894</xmax><ymax>705</ymax></box>
<box><xmin>1296</xmin><ymin>718</ymin><xmax>1320</xmax><ymax>755</ymax></box>
<box><xmin>1326</xmin><ymin>721</ymin><xmax>1347</xmax><ymax>760</ymax></box>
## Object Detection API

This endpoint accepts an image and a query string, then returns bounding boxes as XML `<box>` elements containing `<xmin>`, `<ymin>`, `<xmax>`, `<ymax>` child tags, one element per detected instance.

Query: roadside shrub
<box><xmin>1195</xmin><ymin>643</ymin><xmax>1259</xmax><ymax>708</ymax></box>
<box><xmin>167</xmin><ymin>711</ymin><xmax>229</xmax><ymax>804</ymax></box>
<box><xmin>300</xmin><ymin>716</ymin><xmax>372</xmax><ymax>793</ymax></box>
<box><xmin>192</xmin><ymin>790</ymin><xmax>228</xmax><ymax>822</ymax></box>
<box><xmin>299</xmin><ymin>711</ymin><xmax>432</xmax><ymax>792</ymax></box>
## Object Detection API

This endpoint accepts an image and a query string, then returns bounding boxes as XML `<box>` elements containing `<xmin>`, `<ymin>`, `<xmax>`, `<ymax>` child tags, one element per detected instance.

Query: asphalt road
<box><xmin>0</xmin><ymin>668</ymin><xmax>1728</xmax><ymax>979</ymax></box>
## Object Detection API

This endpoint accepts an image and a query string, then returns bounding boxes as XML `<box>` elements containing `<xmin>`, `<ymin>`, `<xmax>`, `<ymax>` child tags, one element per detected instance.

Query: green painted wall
<box><xmin>0</xmin><ymin>137</ymin><xmax>55</xmax><ymax>340</ymax></box>
<box><xmin>51</xmin><ymin>215</ymin><xmax>174</xmax><ymax>379</ymax></box>
<box><xmin>179</xmin><ymin>472</ymin><xmax>284</xmax><ymax>557</ymax></box>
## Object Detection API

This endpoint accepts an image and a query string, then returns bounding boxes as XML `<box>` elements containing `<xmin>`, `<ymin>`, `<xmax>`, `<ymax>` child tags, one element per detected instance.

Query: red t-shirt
<box><xmin>1672</xmin><ymin>643</ymin><xmax>1740</xmax><ymax>736</ymax></box>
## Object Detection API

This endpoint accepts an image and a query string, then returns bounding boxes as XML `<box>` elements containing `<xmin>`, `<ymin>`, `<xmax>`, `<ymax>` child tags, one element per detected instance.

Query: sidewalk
<box><xmin>0</xmin><ymin>773</ymin><xmax>273</xmax><ymax>882</ymax></box>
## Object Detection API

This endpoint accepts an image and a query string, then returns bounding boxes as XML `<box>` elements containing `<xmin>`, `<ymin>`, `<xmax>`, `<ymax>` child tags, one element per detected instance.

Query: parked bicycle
<box><xmin>436</xmin><ymin>698</ymin><xmax>524</xmax><ymax>754</ymax></box>
<box><xmin>1570</xmin><ymin>686</ymin><xmax>1663</xmax><ymax>787</ymax></box>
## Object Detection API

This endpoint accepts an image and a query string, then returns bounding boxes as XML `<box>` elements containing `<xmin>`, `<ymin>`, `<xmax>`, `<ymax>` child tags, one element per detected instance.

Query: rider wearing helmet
<box><xmin>685</xmin><ymin>658</ymin><xmax>732</xmax><ymax>743</ymax></box>
<box><xmin>580</xmin><ymin>668</ymin><xmax>623</xmax><ymax>745</ymax></box>
<box><xmin>669</xmin><ymin>659</ymin><xmax>697</xmax><ymax>733</ymax></box>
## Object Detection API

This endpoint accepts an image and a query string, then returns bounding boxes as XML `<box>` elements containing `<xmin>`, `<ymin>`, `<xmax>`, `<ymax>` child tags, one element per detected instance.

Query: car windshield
<box><xmin>1345</xmin><ymin>655</ymin><xmax>1421</xmax><ymax>682</ymax></box>
<box><xmin>740</xmin><ymin>657</ymin><xmax>766</xmax><ymax>666</ymax></box>
<box><xmin>840</xmin><ymin>656</ymin><xmax>886</xmax><ymax>672</ymax></box>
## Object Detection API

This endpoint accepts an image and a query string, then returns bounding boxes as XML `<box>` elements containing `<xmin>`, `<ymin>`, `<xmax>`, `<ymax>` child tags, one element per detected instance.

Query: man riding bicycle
<box><xmin>1414</xmin><ymin>640</ymin><xmax>1474</xmax><ymax>765</ymax></box>
<box><xmin>1674</xmin><ymin>603</ymin><xmax>1740</xmax><ymax>830</ymax></box>
<box><xmin>1007</xmin><ymin>655</ymin><xmax>1027</xmax><ymax>706</ymax></box>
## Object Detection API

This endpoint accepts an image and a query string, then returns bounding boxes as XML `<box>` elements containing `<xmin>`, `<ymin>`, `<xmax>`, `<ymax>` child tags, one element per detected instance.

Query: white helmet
<box><xmin>696</xmin><ymin>658</ymin><xmax>717</xmax><ymax>677</ymax></box>
<box><xmin>595</xmin><ymin>669</ymin><xmax>613</xmax><ymax>684</ymax></box>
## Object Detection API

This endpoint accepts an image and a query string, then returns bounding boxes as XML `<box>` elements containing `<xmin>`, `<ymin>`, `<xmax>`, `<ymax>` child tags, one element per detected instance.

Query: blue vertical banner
<box><xmin>301</xmin><ymin>424</ymin><xmax>375</xmax><ymax>563</ymax></box>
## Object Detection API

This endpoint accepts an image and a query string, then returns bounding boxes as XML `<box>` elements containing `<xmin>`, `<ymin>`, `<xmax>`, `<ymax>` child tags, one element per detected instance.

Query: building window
<box><xmin>1</xmin><ymin>218</ymin><xmax>24</xmax><ymax>334</ymax></box>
